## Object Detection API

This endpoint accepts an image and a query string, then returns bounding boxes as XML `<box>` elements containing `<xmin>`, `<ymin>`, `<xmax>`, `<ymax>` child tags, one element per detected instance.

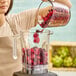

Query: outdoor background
<box><xmin>10</xmin><ymin>0</ymin><xmax>76</xmax><ymax>42</ymax></box>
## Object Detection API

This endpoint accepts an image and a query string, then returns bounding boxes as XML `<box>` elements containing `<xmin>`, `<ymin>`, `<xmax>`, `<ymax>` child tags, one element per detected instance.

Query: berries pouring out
<box><xmin>33</xmin><ymin>29</ymin><xmax>44</xmax><ymax>44</ymax></box>
<box><xmin>39</xmin><ymin>8</ymin><xmax>53</xmax><ymax>28</ymax></box>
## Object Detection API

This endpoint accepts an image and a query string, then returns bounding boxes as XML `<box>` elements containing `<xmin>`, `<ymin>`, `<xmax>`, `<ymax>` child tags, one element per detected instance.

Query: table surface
<box><xmin>13</xmin><ymin>71</ymin><xmax>57</xmax><ymax>76</ymax></box>
<box><xmin>51</xmin><ymin>71</ymin><xmax>76</xmax><ymax>76</ymax></box>
<box><xmin>13</xmin><ymin>71</ymin><xmax>76</xmax><ymax>76</ymax></box>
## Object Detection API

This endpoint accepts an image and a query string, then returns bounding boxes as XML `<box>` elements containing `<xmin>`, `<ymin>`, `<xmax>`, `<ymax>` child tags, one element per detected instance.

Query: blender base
<box><xmin>13</xmin><ymin>71</ymin><xmax>57</xmax><ymax>76</ymax></box>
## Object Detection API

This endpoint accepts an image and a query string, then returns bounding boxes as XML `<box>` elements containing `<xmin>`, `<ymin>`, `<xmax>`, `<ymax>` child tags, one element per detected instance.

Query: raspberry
<box><xmin>22</xmin><ymin>48</ymin><xmax>25</xmax><ymax>54</ymax></box>
<box><xmin>28</xmin><ymin>58</ymin><xmax>31</xmax><ymax>64</ymax></box>
<box><xmin>27</xmin><ymin>56</ymin><xmax>29</xmax><ymax>61</ymax></box>
<box><xmin>36</xmin><ymin>29</ymin><xmax>44</xmax><ymax>33</ymax></box>
<box><xmin>34</xmin><ymin>47</ymin><xmax>40</xmax><ymax>55</ymax></box>
<box><xmin>39</xmin><ymin>9</ymin><xmax>53</xmax><ymax>28</ymax></box>
<box><xmin>22</xmin><ymin>47</ymin><xmax>48</xmax><ymax>69</ymax></box>
<box><xmin>27</xmin><ymin>49</ymin><xmax>31</xmax><ymax>56</ymax></box>
<box><xmin>33</xmin><ymin>29</ymin><xmax>44</xmax><ymax>43</ymax></box>
<box><xmin>33</xmin><ymin>31</ymin><xmax>40</xmax><ymax>43</ymax></box>
<box><xmin>33</xmin><ymin>39</ymin><xmax>37</xmax><ymax>43</ymax></box>
<box><xmin>44</xmin><ymin>59</ymin><xmax>48</xmax><ymax>64</ymax></box>
<box><xmin>36</xmin><ymin>30</ymin><xmax>40</xmax><ymax>33</ymax></box>
<box><xmin>31</xmin><ymin>54</ymin><xmax>35</xmax><ymax>59</ymax></box>
<box><xmin>31</xmin><ymin>59</ymin><xmax>34</xmax><ymax>64</ymax></box>
<box><xmin>47</xmin><ymin>11</ymin><xmax>53</xmax><ymax>18</ymax></box>
<box><xmin>40</xmin><ymin>22</ymin><xmax>46</xmax><ymax>28</ymax></box>
<box><xmin>37</xmin><ymin>56</ymin><xmax>40</xmax><ymax>59</ymax></box>
<box><xmin>34</xmin><ymin>62</ymin><xmax>37</xmax><ymax>66</ymax></box>
<box><xmin>43</xmin><ymin>17</ymin><xmax>49</xmax><ymax>22</ymax></box>
<box><xmin>22</xmin><ymin>55</ymin><xmax>25</xmax><ymax>63</ymax></box>
<box><xmin>40</xmin><ymin>62</ymin><xmax>43</xmax><ymax>65</ymax></box>
<box><xmin>37</xmin><ymin>60</ymin><xmax>40</xmax><ymax>65</ymax></box>
<box><xmin>33</xmin><ymin>32</ymin><xmax>39</xmax><ymax>38</ymax></box>
<box><xmin>44</xmin><ymin>51</ymin><xmax>48</xmax><ymax>56</ymax></box>
<box><xmin>22</xmin><ymin>48</ymin><xmax>26</xmax><ymax>63</ymax></box>
<box><xmin>31</xmin><ymin>48</ymin><xmax>34</xmax><ymax>54</ymax></box>
<box><xmin>33</xmin><ymin>37</ymin><xmax>40</xmax><ymax>43</ymax></box>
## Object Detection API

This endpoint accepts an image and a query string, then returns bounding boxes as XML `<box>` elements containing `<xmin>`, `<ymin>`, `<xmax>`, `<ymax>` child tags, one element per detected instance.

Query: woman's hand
<box><xmin>42</xmin><ymin>0</ymin><xmax>48</xmax><ymax>2</ymax></box>
<box><xmin>42</xmin><ymin>0</ymin><xmax>72</xmax><ymax>8</ymax></box>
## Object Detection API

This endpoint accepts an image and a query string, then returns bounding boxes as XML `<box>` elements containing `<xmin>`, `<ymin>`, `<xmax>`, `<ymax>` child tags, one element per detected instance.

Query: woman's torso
<box><xmin>0</xmin><ymin>8</ymin><xmax>36</xmax><ymax>76</ymax></box>
<box><xmin>0</xmin><ymin>20</ymin><xmax>22</xmax><ymax>76</ymax></box>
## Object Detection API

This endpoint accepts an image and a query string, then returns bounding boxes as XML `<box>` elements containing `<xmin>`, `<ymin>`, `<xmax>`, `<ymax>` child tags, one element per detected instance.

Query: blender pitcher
<box><xmin>20</xmin><ymin>29</ymin><xmax>52</xmax><ymax>74</ymax></box>
<box><xmin>12</xmin><ymin>0</ymin><xmax>71</xmax><ymax>75</ymax></box>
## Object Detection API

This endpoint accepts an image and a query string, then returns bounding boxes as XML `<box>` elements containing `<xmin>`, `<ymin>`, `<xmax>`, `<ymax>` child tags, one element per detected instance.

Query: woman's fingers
<box><xmin>55</xmin><ymin>0</ymin><xmax>72</xmax><ymax>8</ymax></box>
<box><xmin>42</xmin><ymin>0</ymin><xmax>72</xmax><ymax>8</ymax></box>
<box><xmin>42</xmin><ymin>0</ymin><xmax>48</xmax><ymax>2</ymax></box>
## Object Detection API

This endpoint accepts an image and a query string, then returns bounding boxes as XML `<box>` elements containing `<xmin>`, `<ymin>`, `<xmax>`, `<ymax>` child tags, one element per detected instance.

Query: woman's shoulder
<box><xmin>6</xmin><ymin>8</ymin><xmax>37</xmax><ymax>19</ymax></box>
<box><xmin>6</xmin><ymin>13</ymin><xmax>17</xmax><ymax>20</ymax></box>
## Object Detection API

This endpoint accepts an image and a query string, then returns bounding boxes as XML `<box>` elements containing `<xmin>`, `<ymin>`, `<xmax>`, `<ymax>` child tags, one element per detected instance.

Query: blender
<box><xmin>13</xmin><ymin>0</ymin><xmax>71</xmax><ymax>76</ymax></box>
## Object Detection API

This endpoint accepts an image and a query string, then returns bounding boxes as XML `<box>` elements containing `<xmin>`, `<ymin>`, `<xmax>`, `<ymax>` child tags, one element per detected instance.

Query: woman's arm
<box><xmin>42</xmin><ymin>0</ymin><xmax>72</xmax><ymax>8</ymax></box>
<box><xmin>7</xmin><ymin>0</ymin><xmax>72</xmax><ymax>31</ymax></box>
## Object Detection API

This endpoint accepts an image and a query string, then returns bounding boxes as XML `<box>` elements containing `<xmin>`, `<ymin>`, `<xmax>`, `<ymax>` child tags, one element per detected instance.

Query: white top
<box><xmin>0</xmin><ymin>21</ymin><xmax>13</xmax><ymax>36</ymax></box>
<box><xmin>0</xmin><ymin>8</ymin><xmax>37</xmax><ymax>36</ymax></box>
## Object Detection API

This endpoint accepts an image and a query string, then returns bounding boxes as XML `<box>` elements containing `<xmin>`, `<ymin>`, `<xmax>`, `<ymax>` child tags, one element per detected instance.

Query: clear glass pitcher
<box><xmin>36</xmin><ymin>0</ymin><xmax>71</xmax><ymax>28</ymax></box>
<box><xmin>19</xmin><ymin>29</ymin><xmax>52</xmax><ymax>74</ymax></box>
